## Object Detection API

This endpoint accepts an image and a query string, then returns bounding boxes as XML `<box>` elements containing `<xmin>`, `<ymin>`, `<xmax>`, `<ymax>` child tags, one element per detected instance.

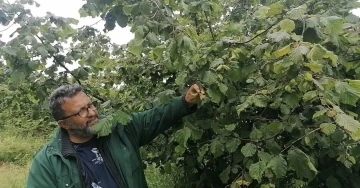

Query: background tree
<box><xmin>1</xmin><ymin>0</ymin><xmax>360</xmax><ymax>187</ymax></box>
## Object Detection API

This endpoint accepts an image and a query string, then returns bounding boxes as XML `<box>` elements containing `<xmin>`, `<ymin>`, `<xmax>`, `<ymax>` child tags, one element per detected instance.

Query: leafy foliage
<box><xmin>1</xmin><ymin>0</ymin><xmax>360</xmax><ymax>187</ymax></box>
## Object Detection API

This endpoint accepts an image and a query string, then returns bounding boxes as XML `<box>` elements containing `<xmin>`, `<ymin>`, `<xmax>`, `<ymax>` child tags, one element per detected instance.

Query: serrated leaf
<box><xmin>250</xmin><ymin>129</ymin><xmax>263</xmax><ymax>141</ymax></box>
<box><xmin>123</xmin><ymin>5</ymin><xmax>134</xmax><ymax>15</ymax></box>
<box><xmin>37</xmin><ymin>46</ymin><xmax>48</xmax><ymax>57</ymax></box>
<box><xmin>203</xmin><ymin>71</ymin><xmax>217</xmax><ymax>85</ymax></box>
<box><xmin>313</xmin><ymin>109</ymin><xmax>327</xmax><ymax>119</ymax></box>
<box><xmin>174</xmin><ymin>127</ymin><xmax>191</xmax><ymax>147</ymax></box>
<box><xmin>219</xmin><ymin>165</ymin><xmax>231</xmax><ymax>183</ymax></box>
<box><xmin>219</xmin><ymin>83</ymin><xmax>228</xmax><ymax>94</ymax></box>
<box><xmin>287</xmin><ymin>4</ymin><xmax>307</xmax><ymax>19</ymax></box>
<box><xmin>307</xmin><ymin>44</ymin><xmax>326</xmax><ymax>62</ymax></box>
<box><xmin>279</xmin><ymin>19</ymin><xmax>295</xmax><ymax>32</ymax></box>
<box><xmin>335</xmin><ymin>113</ymin><xmax>360</xmax><ymax>140</ymax></box>
<box><xmin>323</xmin><ymin>51</ymin><xmax>338</xmax><ymax>66</ymax></box>
<box><xmin>290</xmin><ymin>45</ymin><xmax>309</xmax><ymax>63</ymax></box>
<box><xmin>249</xmin><ymin>161</ymin><xmax>266</xmax><ymax>181</ymax></box>
<box><xmin>280</xmin><ymin>104</ymin><xmax>290</xmax><ymax>115</ymax></box>
<box><xmin>113</xmin><ymin>110</ymin><xmax>133</xmax><ymax>125</ymax></box>
<box><xmin>258</xmin><ymin>151</ymin><xmax>273</xmax><ymax>163</ymax></box>
<box><xmin>253</xmin><ymin>95</ymin><xmax>268</xmax><ymax>107</ymax></box>
<box><xmin>147</xmin><ymin>32</ymin><xmax>160</xmax><ymax>46</ymax></box>
<box><xmin>197</xmin><ymin>144</ymin><xmax>209</xmax><ymax>162</ymax></box>
<box><xmin>90</xmin><ymin>116</ymin><xmax>115</xmax><ymax>137</ymax></box>
<box><xmin>320</xmin><ymin>123</ymin><xmax>336</xmax><ymax>135</ymax></box>
<box><xmin>207</xmin><ymin>87</ymin><xmax>222</xmax><ymax>104</ymax></box>
<box><xmin>210</xmin><ymin>58</ymin><xmax>224</xmax><ymax>68</ymax></box>
<box><xmin>287</xmin><ymin>148</ymin><xmax>318</xmax><ymax>180</ymax></box>
<box><xmin>225</xmin><ymin>124</ymin><xmax>236</xmax><ymax>131</ymax></box>
<box><xmin>268</xmin><ymin>155</ymin><xmax>288</xmax><ymax>178</ymax></box>
<box><xmin>129</xmin><ymin>44</ymin><xmax>143</xmax><ymax>57</ymax></box>
<box><xmin>268</xmin><ymin>31</ymin><xmax>290</xmax><ymax>42</ymax></box>
<box><xmin>10</xmin><ymin>70</ymin><xmax>25</xmax><ymax>84</ymax></box>
<box><xmin>303</xmin><ymin>91</ymin><xmax>317</xmax><ymax>102</ymax></box>
<box><xmin>241</xmin><ymin>143</ymin><xmax>257</xmax><ymax>157</ymax></box>
<box><xmin>304</xmin><ymin>62</ymin><xmax>323</xmax><ymax>73</ymax></box>
<box><xmin>237</xmin><ymin>102</ymin><xmax>249</xmax><ymax>115</ymax></box>
<box><xmin>226</xmin><ymin>138</ymin><xmax>241</xmax><ymax>153</ymax></box>
<box><xmin>211</xmin><ymin>139</ymin><xmax>225</xmax><ymax>158</ymax></box>
<box><xmin>335</xmin><ymin>81</ymin><xmax>360</xmax><ymax>106</ymax></box>
<box><xmin>175</xmin><ymin>72</ymin><xmax>187</xmax><ymax>85</ymax></box>
<box><xmin>274</xmin><ymin>44</ymin><xmax>291</xmax><ymax>58</ymax></box>
<box><xmin>182</xmin><ymin>36</ymin><xmax>195</xmax><ymax>51</ymax></box>
<box><xmin>267</xmin><ymin>3</ymin><xmax>284</xmax><ymax>17</ymax></box>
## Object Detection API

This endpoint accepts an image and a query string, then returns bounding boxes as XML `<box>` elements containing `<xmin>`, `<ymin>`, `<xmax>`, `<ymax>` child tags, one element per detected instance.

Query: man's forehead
<box><xmin>62</xmin><ymin>92</ymin><xmax>90</xmax><ymax>110</ymax></box>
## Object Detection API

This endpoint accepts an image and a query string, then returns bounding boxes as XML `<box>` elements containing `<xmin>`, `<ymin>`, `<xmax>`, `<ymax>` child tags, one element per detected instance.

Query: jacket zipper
<box><xmin>99</xmin><ymin>141</ymin><xmax>129</xmax><ymax>188</ymax></box>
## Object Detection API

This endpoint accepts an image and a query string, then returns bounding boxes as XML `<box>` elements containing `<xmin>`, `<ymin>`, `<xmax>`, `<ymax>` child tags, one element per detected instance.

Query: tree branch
<box><xmin>280</xmin><ymin>127</ymin><xmax>321</xmax><ymax>153</ymax></box>
<box><xmin>204</xmin><ymin>11</ymin><xmax>215</xmax><ymax>41</ymax></box>
<box><xmin>224</xmin><ymin>22</ymin><xmax>278</xmax><ymax>46</ymax></box>
<box><xmin>34</xmin><ymin>34</ymin><xmax>83</xmax><ymax>86</ymax></box>
<box><xmin>0</xmin><ymin>22</ymin><xmax>16</xmax><ymax>33</ymax></box>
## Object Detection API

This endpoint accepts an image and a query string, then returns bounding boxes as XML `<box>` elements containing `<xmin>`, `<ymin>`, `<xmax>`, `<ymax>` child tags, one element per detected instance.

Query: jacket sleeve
<box><xmin>26</xmin><ymin>149</ymin><xmax>57</xmax><ymax>188</ymax></box>
<box><xmin>125</xmin><ymin>96</ymin><xmax>197</xmax><ymax>147</ymax></box>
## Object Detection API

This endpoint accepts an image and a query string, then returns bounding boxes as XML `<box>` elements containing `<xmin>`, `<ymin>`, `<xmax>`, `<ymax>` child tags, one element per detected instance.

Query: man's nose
<box><xmin>87</xmin><ymin>107</ymin><xmax>97</xmax><ymax>116</ymax></box>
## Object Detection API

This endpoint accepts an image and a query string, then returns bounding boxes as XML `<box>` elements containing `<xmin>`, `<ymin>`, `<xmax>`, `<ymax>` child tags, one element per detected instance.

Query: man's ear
<box><xmin>58</xmin><ymin>120</ymin><xmax>69</xmax><ymax>129</ymax></box>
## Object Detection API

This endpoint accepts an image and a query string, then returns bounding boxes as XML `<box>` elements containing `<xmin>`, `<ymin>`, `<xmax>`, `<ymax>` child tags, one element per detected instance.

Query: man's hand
<box><xmin>185</xmin><ymin>83</ymin><xmax>206</xmax><ymax>106</ymax></box>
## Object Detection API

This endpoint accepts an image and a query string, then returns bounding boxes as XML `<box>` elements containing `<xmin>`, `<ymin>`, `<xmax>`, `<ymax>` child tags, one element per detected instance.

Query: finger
<box><xmin>200</xmin><ymin>88</ymin><xmax>205</xmax><ymax>94</ymax></box>
<box><xmin>192</xmin><ymin>84</ymin><xmax>201</xmax><ymax>93</ymax></box>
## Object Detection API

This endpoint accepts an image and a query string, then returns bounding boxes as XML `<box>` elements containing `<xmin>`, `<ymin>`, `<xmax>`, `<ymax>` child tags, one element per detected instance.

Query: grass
<box><xmin>0</xmin><ymin>163</ymin><xmax>30</xmax><ymax>188</ymax></box>
<box><xmin>0</xmin><ymin>130</ymin><xmax>178</xmax><ymax>188</ymax></box>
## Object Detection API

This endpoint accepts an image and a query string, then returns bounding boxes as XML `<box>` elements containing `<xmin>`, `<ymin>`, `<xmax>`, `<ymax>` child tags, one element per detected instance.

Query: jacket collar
<box><xmin>60</xmin><ymin>128</ymin><xmax>77</xmax><ymax>157</ymax></box>
<box><xmin>60</xmin><ymin>127</ymin><xmax>109</xmax><ymax>157</ymax></box>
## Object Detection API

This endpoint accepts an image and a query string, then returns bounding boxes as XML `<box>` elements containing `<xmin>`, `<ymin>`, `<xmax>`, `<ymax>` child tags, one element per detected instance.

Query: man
<box><xmin>27</xmin><ymin>83</ymin><xmax>205</xmax><ymax>188</ymax></box>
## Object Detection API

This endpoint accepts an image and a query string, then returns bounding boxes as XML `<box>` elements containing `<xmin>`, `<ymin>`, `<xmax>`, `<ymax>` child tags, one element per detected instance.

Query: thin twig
<box><xmin>204</xmin><ymin>11</ymin><xmax>215</xmax><ymax>41</ymax></box>
<box><xmin>280</xmin><ymin>127</ymin><xmax>321</xmax><ymax>153</ymax></box>
<box><xmin>79</xmin><ymin>19</ymin><xmax>102</xmax><ymax>29</ymax></box>
<box><xmin>224</xmin><ymin>22</ymin><xmax>278</xmax><ymax>46</ymax></box>
<box><xmin>34</xmin><ymin>34</ymin><xmax>83</xmax><ymax>86</ymax></box>
<box><xmin>0</xmin><ymin>22</ymin><xmax>16</xmax><ymax>33</ymax></box>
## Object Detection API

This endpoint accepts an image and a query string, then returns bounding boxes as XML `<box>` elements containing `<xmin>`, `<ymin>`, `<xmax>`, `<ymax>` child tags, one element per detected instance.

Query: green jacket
<box><xmin>27</xmin><ymin>96</ymin><xmax>196</xmax><ymax>188</ymax></box>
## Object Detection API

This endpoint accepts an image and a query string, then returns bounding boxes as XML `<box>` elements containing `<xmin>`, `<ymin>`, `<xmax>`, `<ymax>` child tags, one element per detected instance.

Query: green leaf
<box><xmin>320</xmin><ymin>123</ymin><xmax>336</xmax><ymax>135</ymax></box>
<box><xmin>219</xmin><ymin>165</ymin><xmax>231</xmax><ymax>183</ymax></box>
<box><xmin>129</xmin><ymin>44</ymin><xmax>143</xmax><ymax>57</ymax></box>
<box><xmin>287</xmin><ymin>148</ymin><xmax>318</xmax><ymax>180</ymax></box>
<box><xmin>267</xmin><ymin>155</ymin><xmax>288</xmax><ymax>178</ymax></box>
<box><xmin>140</xmin><ymin>1</ymin><xmax>151</xmax><ymax>15</ymax></box>
<box><xmin>268</xmin><ymin>31</ymin><xmax>290</xmax><ymax>42</ymax></box>
<box><xmin>123</xmin><ymin>5</ymin><xmax>134</xmax><ymax>16</ymax></box>
<box><xmin>250</xmin><ymin>129</ymin><xmax>263</xmax><ymax>141</ymax></box>
<box><xmin>258</xmin><ymin>151</ymin><xmax>273</xmax><ymax>163</ymax></box>
<box><xmin>10</xmin><ymin>70</ymin><xmax>26</xmax><ymax>84</ymax></box>
<box><xmin>37</xmin><ymin>46</ymin><xmax>48</xmax><ymax>57</ymax></box>
<box><xmin>210</xmin><ymin>58</ymin><xmax>224</xmax><ymax>68</ymax></box>
<box><xmin>113</xmin><ymin>111</ymin><xmax>133</xmax><ymax>125</ymax></box>
<box><xmin>279</xmin><ymin>19</ymin><xmax>295</xmax><ymax>32</ymax></box>
<box><xmin>313</xmin><ymin>109</ymin><xmax>327</xmax><ymax>119</ymax></box>
<box><xmin>90</xmin><ymin>116</ymin><xmax>116</xmax><ymax>137</ymax></box>
<box><xmin>174</xmin><ymin>127</ymin><xmax>192</xmax><ymax>147</ymax></box>
<box><xmin>203</xmin><ymin>71</ymin><xmax>217</xmax><ymax>85</ymax></box>
<box><xmin>249</xmin><ymin>161</ymin><xmax>266</xmax><ymax>181</ymax></box>
<box><xmin>147</xmin><ymin>32</ymin><xmax>160</xmax><ymax>46</ymax></box>
<box><xmin>182</xmin><ymin>36</ymin><xmax>195</xmax><ymax>51</ymax></box>
<box><xmin>197</xmin><ymin>144</ymin><xmax>209</xmax><ymax>162</ymax></box>
<box><xmin>175</xmin><ymin>72</ymin><xmax>187</xmax><ymax>85</ymax></box>
<box><xmin>116</xmin><ymin>9</ymin><xmax>128</xmax><ymax>27</ymax></box>
<box><xmin>335</xmin><ymin>81</ymin><xmax>360</xmax><ymax>106</ymax></box>
<box><xmin>290</xmin><ymin>45</ymin><xmax>310</xmax><ymax>63</ymax></box>
<box><xmin>226</xmin><ymin>138</ymin><xmax>241</xmax><ymax>153</ymax></box>
<box><xmin>207</xmin><ymin>87</ymin><xmax>222</xmax><ymax>104</ymax></box>
<box><xmin>225</xmin><ymin>124</ymin><xmax>236</xmax><ymax>131</ymax></box>
<box><xmin>236</xmin><ymin>102</ymin><xmax>249</xmax><ymax>115</ymax></box>
<box><xmin>303</xmin><ymin>91</ymin><xmax>317</xmax><ymax>102</ymax></box>
<box><xmin>307</xmin><ymin>44</ymin><xmax>326</xmax><ymax>62</ymax></box>
<box><xmin>335</xmin><ymin>113</ymin><xmax>360</xmax><ymax>140</ymax></box>
<box><xmin>210</xmin><ymin>139</ymin><xmax>225</xmax><ymax>158</ymax></box>
<box><xmin>219</xmin><ymin>83</ymin><xmax>228</xmax><ymax>94</ymax></box>
<box><xmin>326</xmin><ymin>176</ymin><xmax>341</xmax><ymax>188</ymax></box>
<box><xmin>304</xmin><ymin>62</ymin><xmax>323</xmax><ymax>73</ymax></box>
<box><xmin>267</xmin><ymin>3</ymin><xmax>284</xmax><ymax>17</ymax></box>
<box><xmin>274</xmin><ymin>44</ymin><xmax>291</xmax><ymax>58</ymax></box>
<box><xmin>241</xmin><ymin>143</ymin><xmax>257</xmax><ymax>157</ymax></box>
<box><xmin>253</xmin><ymin>95</ymin><xmax>268</xmax><ymax>107</ymax></box>
<box><xmin>287</xmin><ymin>4</ymin><xmax>307</xmax><ymax>19</ymax></box>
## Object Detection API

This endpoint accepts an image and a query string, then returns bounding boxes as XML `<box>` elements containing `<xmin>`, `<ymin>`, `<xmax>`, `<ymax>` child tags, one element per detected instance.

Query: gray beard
<box><xmin>68</xmin><ymin>126</ymin><xmax>96</xmax><ymax>138</ymax></box>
